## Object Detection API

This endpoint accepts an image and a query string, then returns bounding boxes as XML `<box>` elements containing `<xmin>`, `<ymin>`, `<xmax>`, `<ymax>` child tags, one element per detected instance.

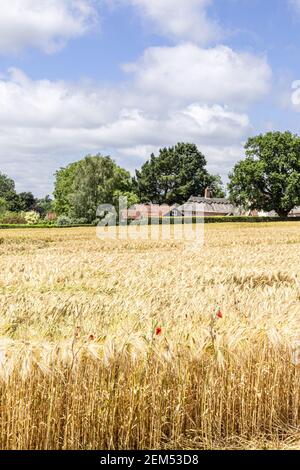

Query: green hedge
<box><xmin>1</xmin><ymin>217</ymin><xmax>300</xmax><ymax>230</ymax></box>
<box><xmin>0</xmin><ymin>224</ymin><xmax>94</xmax><ymax>229</ymax></box>
<box><xmin>136</xmin><ymin>216</ymin><xmax>300</xmax><ymax>225</ymax></box>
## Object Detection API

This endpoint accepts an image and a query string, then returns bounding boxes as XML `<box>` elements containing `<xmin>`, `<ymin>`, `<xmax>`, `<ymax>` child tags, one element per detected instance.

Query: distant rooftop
<box><xmin>188</xmin><ymin>195</ymin><xmax>232</xmax><ymax>205</ymax></box>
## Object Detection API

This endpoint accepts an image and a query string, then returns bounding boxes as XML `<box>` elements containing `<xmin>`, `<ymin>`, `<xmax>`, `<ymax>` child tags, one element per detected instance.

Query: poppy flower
<box><xmin>88</xmin><ymin>334</ymin><xmax>95</xmax><ymax>341</ymax></box>
<box><xmin>217</xmin><ymin>309</ymin><xmax>223</xmax><ymax>319</ymax></box>
<box><xmin>155</xmin><ymin>327</ymin><xmax>162</xmax><ymax>336</ymax></box>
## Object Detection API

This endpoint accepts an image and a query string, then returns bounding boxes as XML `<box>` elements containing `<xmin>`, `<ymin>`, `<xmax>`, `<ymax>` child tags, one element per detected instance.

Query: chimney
<box><xmin>204</xmin><ymin>187</ymin><xmax>212</xmax><ymax>199</ymax></box>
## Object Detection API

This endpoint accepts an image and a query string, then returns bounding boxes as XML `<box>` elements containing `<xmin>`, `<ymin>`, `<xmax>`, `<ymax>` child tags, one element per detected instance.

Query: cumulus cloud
<box><xmin>0</xmin><ymin>0</ymin><xmax>97</xmax><ymax>54</ymax></box>
<box><xmin>124</xmin><ymin>44</ymin><xmax>271</xmax><ymax>108</ymax></box>
<box><xmin>291</xmin><ymin>80</ymin><xmax>300</xmax><ymax>109</ymax></box>
<box><xmin>0</xmin><ymin>68</ymin><xmax>253</xmax><ymax>194</ymax></box>
<box><xmin>108</xmin><ymin>0</ymin><xmax>220</xmax><ymax>44</ymax></box>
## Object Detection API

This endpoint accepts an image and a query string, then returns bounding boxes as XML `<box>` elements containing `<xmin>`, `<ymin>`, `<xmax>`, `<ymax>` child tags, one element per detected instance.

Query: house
<box><xmin>175</xmin><ymin>188</ymin><xmax>238</xmax><ymax>217</ymax></box>
<box><xmin>289</xmin><ymin>207</ymin><xmax>300</xmax><ymax>217</ymax></box>
<box><xmin>121</xmin><ymin>204</ymin><xmax>175</xmax><ymax>221</ymax></box>
<box><xmin>163</xmin><ymin>206</ymin><xmax>183</xmax><ymax>217</ymax></box>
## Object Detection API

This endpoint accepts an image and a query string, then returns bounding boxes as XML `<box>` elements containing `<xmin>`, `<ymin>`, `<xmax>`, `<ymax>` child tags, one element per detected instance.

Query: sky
<box><xmin>0</xmin><ymin>0</ymin><xmax>300</xmax><ymax>197</ymax></box>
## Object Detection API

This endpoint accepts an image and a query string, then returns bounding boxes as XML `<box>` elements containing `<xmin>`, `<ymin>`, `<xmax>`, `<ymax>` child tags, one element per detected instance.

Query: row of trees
<box><xmin>0</xmin><ymin>131</ymin><xmax>300</xmax><ymax>224</ymax></box>
<box><xmin>53</xmin><ymin>143</ymin><xmax>224</xmax><ymax>224</ymax></box>
<box><xmin>0</xmin><ymin>172</ymin><xmax>53</xmax><ymax>224</ymax></box>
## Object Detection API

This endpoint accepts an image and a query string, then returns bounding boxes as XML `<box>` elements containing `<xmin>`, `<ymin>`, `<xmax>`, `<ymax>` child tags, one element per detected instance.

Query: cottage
<box><xmin>289</xmin><ymin>207</ymin><xmax>300</xmax><ymax>217</ymax></box>
<box><xmin>176</xmin><ymin>188</ymin><xmax>237</xmax><ymax>217</ymax></box>
<box><xmin>121</xmin><ymin>204</ymin><xmax>174</xmax><ymax>221</ymax></box>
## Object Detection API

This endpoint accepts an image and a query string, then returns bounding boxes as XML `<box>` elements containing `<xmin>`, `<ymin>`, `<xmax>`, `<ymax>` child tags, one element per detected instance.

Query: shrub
<box><xmin>22</xmin><ymin>211</ymin><xmax>40</xmax><ymax>225</ymax></box>
<box><xmin>0</xmin><ymin>211</ymin><xmax>27</xmax><ymax>224</ymax></box>
<box><xmin>56</xmin><ymin>215</ymin><xmax>72</xmax><ymax>227</ymax></box>
<box><xmin>72</xmin><ymin>217</ymin><xmax>89</xmax><ymax>225</ymax></box>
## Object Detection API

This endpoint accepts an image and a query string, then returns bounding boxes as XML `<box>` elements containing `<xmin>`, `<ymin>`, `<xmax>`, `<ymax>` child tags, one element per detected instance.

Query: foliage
<box><xmin>22</xmin><ymin>211</ymin><xmax>40</xmax><ymax>225</ymax></box>
<box><xmin>0</xmin><ymin>172</ymin><xmax>18</xmax><ymax>210</ymax></box>
<box><xmin>135</xmin><ymin>143</ymin><xmax>224</xmax><ymax>204</ymax></box>
<box><xmin>35</xmin><ymin>195</ymin><xmax>54</xmax><ymax>217</ymax></box>
<box><xmin>228</xmin><ymin>131</ymin><xmax>300</xmax><ymax>217</ymax></box>
<box><xmin>56</xmin><ymin>215</ymin><xmax>72</xmax><ymax>227</ymax></box>
<box><xmin>53</xmin><ymin>162</ymin><xmax>80</xmax><ymax>216</ymax></box>
<box><xmin>0</xmin><ymin>211</ymin><xmax>27</xmax><ymax>224</ymax></box>
<box><xmin>54</xmin><ymin>154</ymin><xmax>136</xmax><ymax>224</ymax></box>
<box><xmin>15</xmin><ymin>192</ymin><xmax>36</xmax><ymax>212</ymax></box>
<box><xmin>0</xmin><ymin>197</ymin><xmax>8</xmax><ymax>215</ymax></box>
<box><xmin>112</xmin><ymin>190</ymin><xmax>140</xmax><ymax>214</ymax></box>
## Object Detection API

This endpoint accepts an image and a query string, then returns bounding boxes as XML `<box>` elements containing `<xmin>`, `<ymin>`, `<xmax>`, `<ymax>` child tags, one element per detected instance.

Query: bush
<box><xmin>0</xmin><ymin>211</ymin><xmax>27</xmax><ymax>224</ymax></box>
<box><xmin>56</xmin><ymin>215</ymin><xmax>72</xmax><ymax>227</ymax></box>
<box><xmin>72</xmin><ymin>217</ymin><xmax>89</xmax><ymax>225</ymax></box>
<box><xmin>22</xmin><ymin>211</ymin><xmax>40</xmax><ymax>225</ymax></box>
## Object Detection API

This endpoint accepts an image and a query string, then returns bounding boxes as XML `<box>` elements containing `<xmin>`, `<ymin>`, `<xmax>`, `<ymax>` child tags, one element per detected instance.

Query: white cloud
<box><xmin>109</xmin><ymin>0</ymin><xmax>220</xmax><ymax>44</ymax></box>
<box><xmin>0</xmin><ymin>68</ymin><xmax>252</xmax><ymax>194</ymax></box>
<box><xmin>124</xmin><ymin>43</ymin><xmax>271</xmax><ymax>107</ymax></box>
<box><xmin>0</xmin><ymin>0</ymin><xmax>97</xmax><ymax>54</ymax></box>
<box><xmin>291</xmin><ymin>80</ymin><xmax>300</xmax><ymax>110</ymax></box>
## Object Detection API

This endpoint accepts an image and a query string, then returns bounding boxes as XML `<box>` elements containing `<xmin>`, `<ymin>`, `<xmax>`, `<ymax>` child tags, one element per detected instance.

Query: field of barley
<box><xmin>0</xmin><ymin>222</ymin><xmax>300</xmax><ymax>450</ymax></box>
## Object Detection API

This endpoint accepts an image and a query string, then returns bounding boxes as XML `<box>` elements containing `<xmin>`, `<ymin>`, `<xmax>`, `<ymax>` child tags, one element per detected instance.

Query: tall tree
<box><xmin>16</xmin><ymin>192</ymin><xmax>36</xmax><ymax>212</ymax></box>
<box><xmin>54</xmin><ymin>154</ymin><xmax>135</xmax><ymax>223</ymax></box>
<box><xmin>135</xmin><ymin>143</ymin><xmax>224</xmax><ymax>204</ymax></box>
<box><xmin>0</xmin><ymin>197</ymin><xmax>7</xmax><ymax>216</ymax></box>
<box><xmin>54</xmin><ymin>161</ymin><xmax>80</xmax><ymax>215</ymax></box>
<box><xmin>35</xmin><ymin>195</ymin><xmax>54</xmax><ymax>217</ymax></box>
<box><xmin>228</xmin><ymin>131</ymin><xmax>300</xmax><ymax>217</ymax></box>
<box><xmin>0</xmin><ymin>172</ymin><xmax>17</xmax><ymax>207</ymax></box>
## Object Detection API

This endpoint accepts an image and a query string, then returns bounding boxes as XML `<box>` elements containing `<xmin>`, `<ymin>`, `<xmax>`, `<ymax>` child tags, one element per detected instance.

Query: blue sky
<box><xmin>0</xmin><ymin>0</ymin><xmax>299</xmax><ymax>196</ymax></box>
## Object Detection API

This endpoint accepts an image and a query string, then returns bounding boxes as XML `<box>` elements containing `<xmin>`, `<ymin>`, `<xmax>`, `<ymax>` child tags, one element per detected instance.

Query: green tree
<box><xmin>0</xmin><ymin>172</ymin><xmax>17</xmax><ymax>208</ymax></box>
<box><xmin>228</xmin><ymin>131</ymin><xmax>300</xmax><ymax>217</ymax></box>
<box><xmin>112</xmin><ymin>190</ymin><xmax>140</xmax><ymax>216</ymax></box>
<box><xmin>16</xmin><ymin>192</ymin><xmax>36</xmax><ymax>212</ymax></box>
<box><xmin>54</xmin><ymin>154</ymin><xmax>135</xmax><ymax>223</ymax></box>
<box><xmin>0</xmin><ymin>197</ymin><xmax>7</xmax><ymax>216</ymax></box>
<box><xmin>135</xmin><ymin>143</ymin><xmax>224</xmax><ymax>204</ymax></box>
<box><xmin>54</xmin><ymin>162</ymin><xmax>80</xmax><ymax>215</ymax></box>
<box><xmin>35</xmin><ymin>195</ymin><xmax>54</xmax><ymax>217</ymax></box>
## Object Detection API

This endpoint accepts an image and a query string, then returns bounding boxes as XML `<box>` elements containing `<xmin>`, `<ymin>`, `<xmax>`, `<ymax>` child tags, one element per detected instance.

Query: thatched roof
<box><xmin>184</xmin><ymin>196</ymin><xmax>237</xmax><ymax>215</ymax></box>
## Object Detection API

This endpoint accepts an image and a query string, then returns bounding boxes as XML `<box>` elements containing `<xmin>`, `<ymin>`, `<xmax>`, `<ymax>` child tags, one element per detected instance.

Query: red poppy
<box><xmin>88</xmin><ymin>334</ymin><xmax>95</xmax><ymax>341</ymax></box>
<box><xmin>217</xmin><ymin>309</ymin><xmax>223</xmax><ymax>319</ymax></box>
<box><xmin>155</xmin><ymin>327</ymin><xmax>162</xmax><ymax>336</ymax></box>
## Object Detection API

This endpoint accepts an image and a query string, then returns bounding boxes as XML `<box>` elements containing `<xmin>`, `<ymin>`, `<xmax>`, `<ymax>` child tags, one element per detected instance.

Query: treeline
<box><xmin>1</xmin><ymin>132</ymin><xmax>300</xmax><ymax>226</ymax></box>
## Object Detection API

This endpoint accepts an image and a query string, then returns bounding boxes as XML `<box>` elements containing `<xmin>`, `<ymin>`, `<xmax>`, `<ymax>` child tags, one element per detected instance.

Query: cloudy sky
<box><xmin>0</xmin><ymin>0</ymin><xmax>300</xmax><ymax>196</ymax></box>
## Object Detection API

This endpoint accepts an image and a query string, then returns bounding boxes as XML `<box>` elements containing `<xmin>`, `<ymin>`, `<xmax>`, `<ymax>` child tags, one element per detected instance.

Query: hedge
<box><xmin>1</xmin><ymin>217</ymin><xmax>300</xmax><ymax>230</ymax></box>
<box><xmin>131</xmin><ymin>216</ymin><xmax>300</xmax><ymax>225</ymax></box>
<box><xmin>0</xmin><ymin>224</ymin><xmax>94</xmax><ymax>229</ymax></box>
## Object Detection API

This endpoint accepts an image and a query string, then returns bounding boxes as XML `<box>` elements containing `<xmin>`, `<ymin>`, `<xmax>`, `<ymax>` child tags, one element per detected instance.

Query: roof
<box><xmin>290</xmin><ymin>207</ymin><xmax>300</xmax><ymax>215</ymax></box>
<box><xmin>188</xmin><ymin>195</ymin><xmax>232</xmax><ymax>205</ymax></box>
<box><xmin>178</xmin><ymin>201</ymin><xmax>236</xmax><ymax>215</ymax></box>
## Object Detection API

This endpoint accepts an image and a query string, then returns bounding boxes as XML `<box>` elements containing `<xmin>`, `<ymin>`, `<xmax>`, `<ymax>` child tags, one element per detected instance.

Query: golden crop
<box><xmin>0</xmin><ymin>223</ymin><xmax>300</xmax><ymax>449</ymax></box>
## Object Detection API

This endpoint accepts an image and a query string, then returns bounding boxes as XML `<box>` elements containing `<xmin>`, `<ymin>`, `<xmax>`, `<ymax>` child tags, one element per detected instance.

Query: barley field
<box><xmin>0</xmin><ymin>222</ymin><xmax>300</xmax><ymax>450</ymax></box>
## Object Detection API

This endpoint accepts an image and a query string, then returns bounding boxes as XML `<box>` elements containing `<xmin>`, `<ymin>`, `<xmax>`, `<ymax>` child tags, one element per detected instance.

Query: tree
<box><xmin>54</xmin><ymin>162</ymin><xmax>80</xmax><ymax>215</ymax></box>
<box><xmin>228</xmin><ymin>131</ymin><xmax>300</xmax><ymax>217</ymax></box>
<box><xmin>54</xmin><ymin>154</ymin><xmax>136</xmax><ymax>223</ymax></box>
<box><xmin>0</xmin><ymin>197</ymin><xmax>7</xmax><ymax>216</ymax></box>
<box><xmin>16</xmin><ymin>192</ymin><xmax>36</xmax><ymax>212</ymax></box>
<box><xmin>0</xmin><ymin>172</ymin><xmax>17</xmax><ymax>207</ymax></box>
<box><xmin>35</xmin><ymin>195</ymin><xmax>54</xmax><ymax>217</ymax></box>
<box><xmin>135</xmin><ymin>143</ymin><xmax>224</xmax><ymax>204</ymax></box>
